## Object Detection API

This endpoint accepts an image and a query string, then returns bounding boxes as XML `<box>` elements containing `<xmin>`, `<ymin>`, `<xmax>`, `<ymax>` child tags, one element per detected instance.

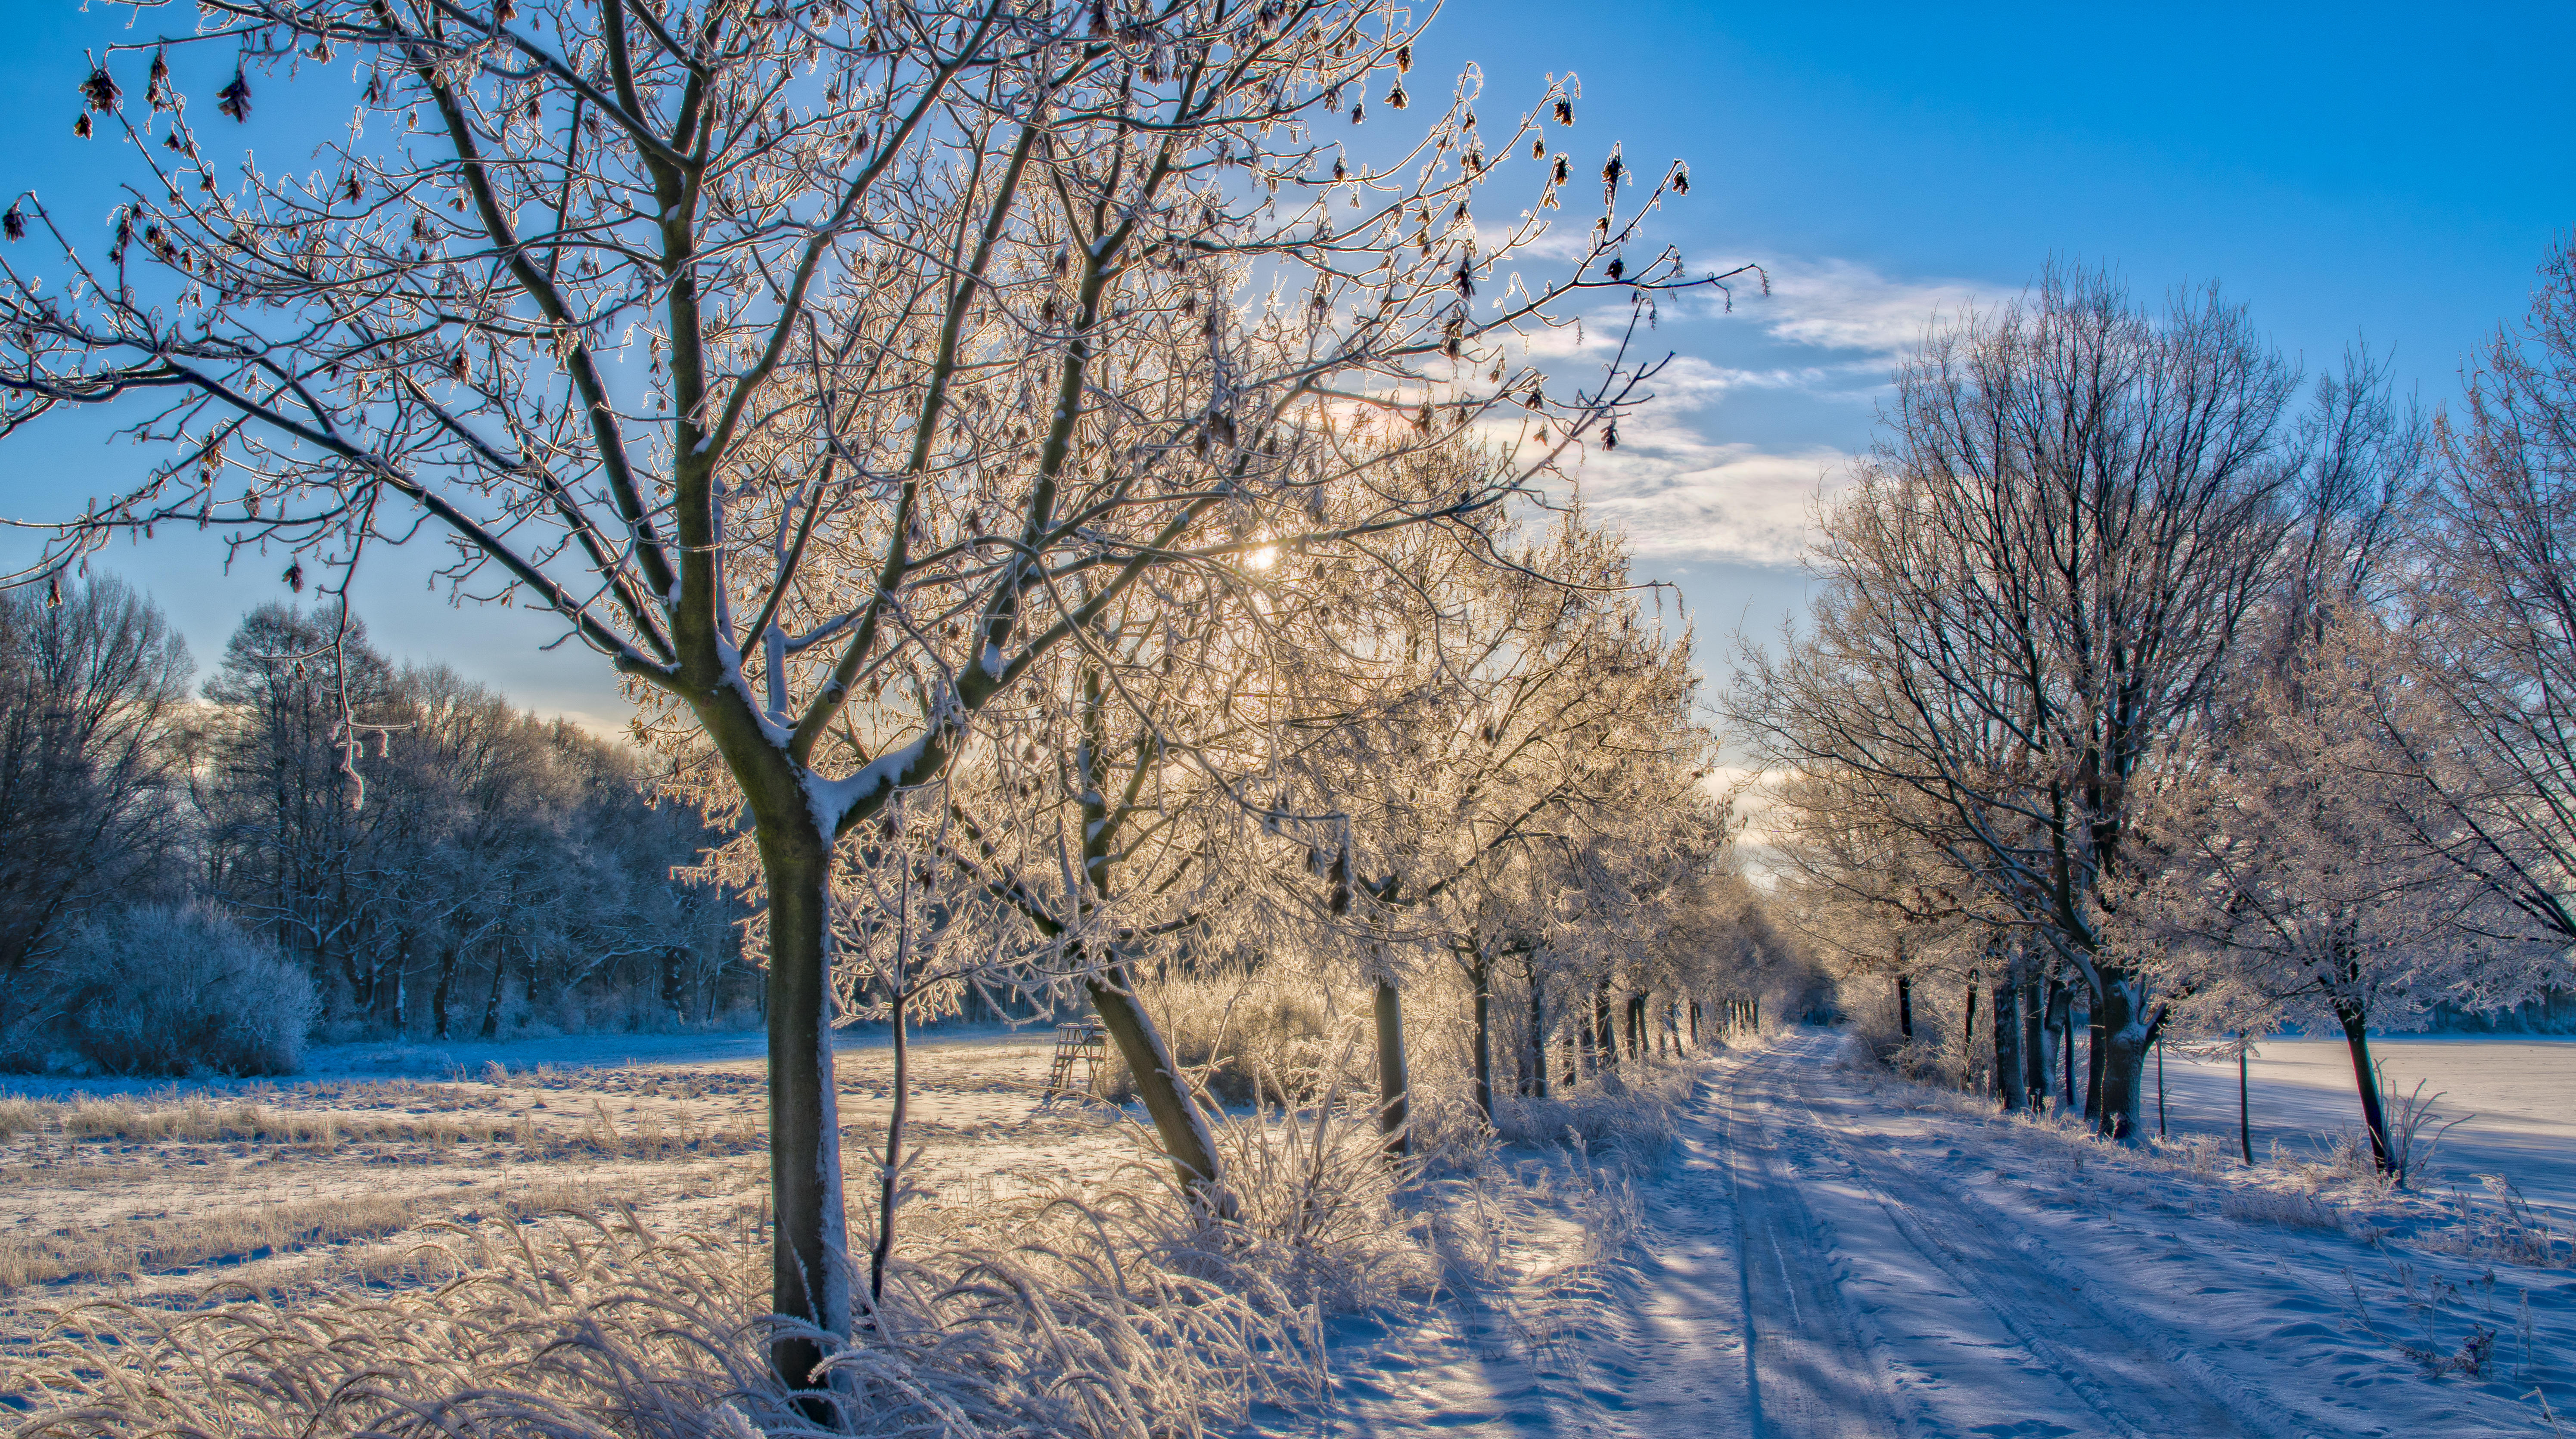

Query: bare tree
<box><xmin>1731</xmin><ymin>268</ymin><xmax>2296</xmax><ymax>1141</ymax></box>
<box><xmin>0</xmin><ymin>0</ymin><xmax>1724</xmax><ymax>1379</ymax></box>
<box><xmin>0</xmin><ymin>577</ymin><xmax>193</xmax><ymax>980</ymax></box>
<box><xmin>2380</xmin><ymin>236</ymin><xmax>2576</xmax><ymax>961</ymax></box>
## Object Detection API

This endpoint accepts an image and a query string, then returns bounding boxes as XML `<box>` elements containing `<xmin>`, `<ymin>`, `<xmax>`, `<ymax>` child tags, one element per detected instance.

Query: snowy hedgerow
<box><xmin>26</xmin><ymin>904</ymin><xmax>315</xmax><ymax>1076</ymax></box>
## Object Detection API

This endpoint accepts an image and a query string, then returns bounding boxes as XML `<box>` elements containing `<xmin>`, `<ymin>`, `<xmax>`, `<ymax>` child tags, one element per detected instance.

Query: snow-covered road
<box><xmin>1299</xmin><ymin>1030</ymin><xmax>2573</xmax><ymax>1438</ymax></box>
<box><xmin>1707</xmin><ymin>1029</ymin><xmax>2276</xmax><ymax>1438</ymax></box>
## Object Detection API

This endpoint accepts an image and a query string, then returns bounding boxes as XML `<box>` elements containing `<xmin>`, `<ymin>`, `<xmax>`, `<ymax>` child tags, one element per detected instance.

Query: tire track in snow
<box><xmin>1751</xmin><ymin>1030</ymin><xmax>2323</xmax><ymax>1439</ymax></box>
<box><xmin>1700</xmin><ymin>1044</ymin><xmax>1918</xmax><ymax>1438</ymax></box>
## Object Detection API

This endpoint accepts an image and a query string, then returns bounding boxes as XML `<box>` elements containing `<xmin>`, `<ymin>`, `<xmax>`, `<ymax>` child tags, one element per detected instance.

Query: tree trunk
<box><xmin>479</xmin><ymin>941</ymin><xmax>507</xmax><ymax>1040</ymax></box>
<box><xmin>1688</xmin><ymin>999</ymin><xmax>1700</xmax><ymax>1049</ymax></box>
<box><xmin>2238</xmin><ymin>1037</ymin><xmax>2254</xmax><ymax>1164</ymax></box>
<box><xmin>1086</xmin><ymin>959</ymin><xmax>1233</xmax><ymax>1213</ymax></box>
<box><xmin>2085</xmin><ymin>1001</ymin><xmax>2106</xmax><ymax>1123</ymax></box>
<box><xmin>1963</xmin><ymin>970</ymin><xmax>1981</xmax><ymax>1090</ymax></box>
<box><xmin>432</xmin><ymin>945</ymin><xmax>458</xmax><ymax>1041</ymax></box>
<box><xmin>868</xmin><ymin>989</ymin><xmax>907</xmax><ymax>1313</ymax></box>
<box><xmin>755</xmin><ymin>828</ymin><xmax>848</xmax><ymax>1393</ymax></box>
<box><xmin>2334</xmin><ymin>999</ymin><xmax>2393</xmax><ymax>1172</ymax></box>
<box><xmin>2157</xmin><ymin>1037</ymin><xmax>2167</xmax><ymax>1138</ymax></box>
<box><xmin>2022</xmin><ymin>976</ymin><xmax>2047</xmax><ymax>1113</ymax></box>
<box><xmin>1527</xmin><ymin>971</ymin><xmax>1548</xmax><ymax>1099</ymax></box>
<box><xmin>2092</xmin><ymin>974</ymin><xmax>2151</xmax><ymax>1144</ymax></box>
<box><xmin>1896</xmin><ymin>972</ymin><xmax>1915</xmax><ymax>1041</ymax></box>
<box><xmin>1470</xmin><ymin>952</ymin><xmax>1494</xmax><ymax>1124</ymax></box>
<box><xmin>2044</xmin><ymin>978</ymin><xmax>2071</xmax><ymax>1107</ymax></box>
<box><xmin>660</xmin><ymin>946</ymin><xmax>687</xmax><ymax>1020</ymax></box>
<box><xmin>1593</xmin><ymin>980</ymin><xmax>1615</xmax><ymax>1070</ymax></box>
<box><xmin>1993</xmin><ymin>974</ymin><xmax>2023</xmax><ymax>1112</ymax></box>
<box><xmin>1373</xmin><ymin>978</ymin><xmax>1410</xmax><ymax>1162</ymax></box>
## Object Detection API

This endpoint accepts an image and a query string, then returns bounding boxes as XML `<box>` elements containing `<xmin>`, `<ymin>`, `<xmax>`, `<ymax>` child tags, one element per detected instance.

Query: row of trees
<box><xmin>1737</xmin><ymin>243</ymin><xmax>2576</xmax><ymax>1170</ymax></box>
<box><xmin>0</xmin><ymin>0</ymin><xmax>1768</xmax><ymax>1392</ymax></box>
<box><xmin>0</xmin><ymin>583</ymin><xmax>748</xmax><ymax>1048</ymax></box>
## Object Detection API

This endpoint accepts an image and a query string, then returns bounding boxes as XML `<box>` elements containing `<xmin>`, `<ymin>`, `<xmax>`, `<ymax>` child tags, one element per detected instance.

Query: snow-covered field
<box><xmin>5</xmin><ymin>1026</ymin><xmax>2572</xmax><ymax>1436</ymax></box>
<box><xmin>2158</xmin><ymin>1036</ymin><xmax>2576</xmax><ymax>1226</ymax></box>
<box><xmin>0</xmin><ymin>1025</ymin><xmax>1136</xmax><ymax>1345</ymax></box>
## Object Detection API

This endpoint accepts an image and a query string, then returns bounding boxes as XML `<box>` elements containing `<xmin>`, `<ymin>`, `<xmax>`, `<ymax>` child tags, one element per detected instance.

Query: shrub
<box><xmin>22</xmin><ymin>904</ymin><xmax>316</xmax><ymax>1076</ymax></box>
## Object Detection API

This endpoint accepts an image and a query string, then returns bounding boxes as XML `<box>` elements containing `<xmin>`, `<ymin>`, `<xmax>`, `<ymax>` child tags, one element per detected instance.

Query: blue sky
<box><xmin>3</xmin><ymin>1</ymin><xmax>2569</xmax><ymax>729</ymax></box>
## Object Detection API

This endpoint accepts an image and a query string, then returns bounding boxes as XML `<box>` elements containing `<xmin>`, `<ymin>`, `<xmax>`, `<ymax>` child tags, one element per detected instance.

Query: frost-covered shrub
<box><xmin>26</xmin><ymin>904</ymin><xmax>316</xmax><ymax>1076</ymax></box>
<box><xmin>1491</xmin><ymin>1057</ymin><xmax>1691</xmax><ymax>1165</ymax></box>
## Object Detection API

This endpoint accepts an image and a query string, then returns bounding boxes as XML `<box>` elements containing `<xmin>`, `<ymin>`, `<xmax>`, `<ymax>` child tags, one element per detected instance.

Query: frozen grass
<box><xmin>0</xmin><ymin>1181</ymin><xmax>600</xmax><ymax>1294</ymax></box>
<box><xmin>0</xmin><ymin>1091</ymin><xmax>761</xmax><ymax>1159</ymax></box>
<box><xmin>2</xmin><ymin>1176</ymin><xmax>1326</xmax><ymax>1436</ymax></box>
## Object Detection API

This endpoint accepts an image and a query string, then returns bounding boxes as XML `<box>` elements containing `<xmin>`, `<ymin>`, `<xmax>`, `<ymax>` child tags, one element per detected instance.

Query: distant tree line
<box><xmin>0</xmin><ymin>588</ymin><xmax>752</xmax><ymax>1070</ymax></box>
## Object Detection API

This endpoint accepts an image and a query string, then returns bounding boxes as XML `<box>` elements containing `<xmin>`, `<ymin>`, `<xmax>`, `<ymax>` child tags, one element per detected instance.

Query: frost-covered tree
<box><xmin>1731</xmin><ymin>269</ymin><xmax>2295</xmax><ymax>1141</ymax></box>
<box><xmin>0</xmin><ymin>0</ymin><xmax>1721</xmax><ymax>1375</ymax></box>
<box><xmin>2116</xmin><ymin>351</ymin><xmax>2503</xmax><ymax>1172</ymax></box>
<box><xmin>2379</xmin><ymin>236</ymin><xmax>2576</xmax><ymax>961</ymax></box>
<box><xmin>1270</xmin><ymin>501</ymin><xmax>1709</xmax><ymax>1135</ymax></box>
<box><xmin>2128</xmin><ymin>614</ymin><xmax>2506</xmax><ymax>1173</ymax></box>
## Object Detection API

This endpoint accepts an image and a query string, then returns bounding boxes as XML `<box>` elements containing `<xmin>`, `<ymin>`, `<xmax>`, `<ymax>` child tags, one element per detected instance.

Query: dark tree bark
<box><xmin>2085</xmin><ymin>1005</ymin><xmax>2107</xmax><ymax>1123</ymax></box>
<box><xmin>1374</xmin><ymin>979</ymin><xmax>1411</xmax><ymax>1162</ymax></box>
<box><xmin>2239</xmin><ymin>1038</ymin><xmax>2255</xmax><ymax>1164</ymax></box>
<box><xmin>868</xmin><ymin>990</ymin><xmax>907</xmax><ymax>1314</ymax></box>
<box><xmin>2023</xmin><ymin>976</ymin><xmax>2048</xmax><ymax>1112</ymax></box>
<box><xmin>1963</xmin><ymin>969</ymin><xmax>1981</xmax><ymax>1089</ymax></box>
<box><xmin>1897</xmin><ymin>972</ymin><xmax>1915</xmax><ymax>1041</ymax></box>
<box><xmin>1526</xmin><ymin>970</ymin><xmax>1549</xmax><ymax>1099</ymax></box>
<box><xmin>1470</xmin><ymin>949</ymin><xmax>1495</xmax><ymax>1123</ymax></box>
<box><xmin>2335</xmin><ymin>998</ymin><xmax>2394</xmax><ymax>1172</ymax></box>
<box><xmin>432</xmin><ymin>945</ymin><xmax>459</xmax><ymax>1041</ymax></box>
<box><xmin>755</xmin><ymin>829</ymin><xmax>845</xmax><ymax>1394</ymax></box>
<box><xmin>1994</xmin><ymin>974</ymin><xmax>2024</xmax><ymax>1112</ymax></box>
<box><xmin>1088</xmin><ymin>960</ymin><xmax>1231</xmax><ymax>1206</ymax></box>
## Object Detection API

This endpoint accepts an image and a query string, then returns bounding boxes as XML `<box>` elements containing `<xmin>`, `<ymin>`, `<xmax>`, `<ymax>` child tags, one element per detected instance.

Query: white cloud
<box><xmin>1737</xmin><ymin>256</ymin><xmax>1990</xmax><ymax>356</ymax></box>
<box><xmin>1574</xmin><ymin>410</ymin><xmax>1853</xmax><ymax>567</ymax></box>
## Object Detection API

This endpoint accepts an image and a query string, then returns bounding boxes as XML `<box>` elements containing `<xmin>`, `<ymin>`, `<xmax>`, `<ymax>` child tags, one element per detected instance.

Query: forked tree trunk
<box><xmin>1373</xmin><ymin>978</ymin><xmax>1410</xmax><ymax>1162</ymax></box>
<box><xmin>1087</xmin><ymin>959</ymin><xmax>1234</xmax><ymax>1213</ymax></box>
<box><xmin>2092</xmin><ymin>974</ymin><xmax>2151</xmax><ymax>1143</ymax></box>
<box><xmin>2334</xmin><ymin>998</ymin><xmax>2394</xmax><ymax>1172</ymax></box>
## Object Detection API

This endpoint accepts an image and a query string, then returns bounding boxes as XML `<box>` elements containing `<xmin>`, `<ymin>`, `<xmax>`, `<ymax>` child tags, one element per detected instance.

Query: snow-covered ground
<box><xmin>0</xmin><ymin>1027</ymin><xmax>1126</xmax><ymax>1344</ymax></box>
<box><xmin>9</xmin><ymin>1025</ymin><xmax>2573</xmax><ymax>1436</ymax></box>
<box><xmin>1286</xmin><ymin>1030</ymin><xmax>2576</xmax><ymax>1438</ymax></box>
<box><xmin>2158</xmin><ymin>1036</ymin><xmax>2576</xmax><ymax>1225</ymax></box>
